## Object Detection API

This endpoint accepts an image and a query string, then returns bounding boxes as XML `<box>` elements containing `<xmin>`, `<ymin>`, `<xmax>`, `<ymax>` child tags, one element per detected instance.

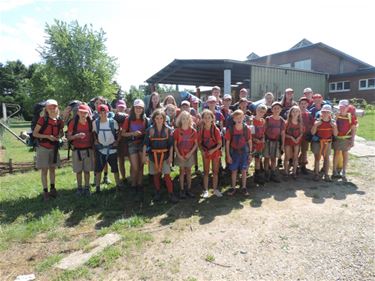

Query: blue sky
<box><xmin>1</xmin><ymin>0</ymin><xmax>374</xmax><ymax>91</ymax></box>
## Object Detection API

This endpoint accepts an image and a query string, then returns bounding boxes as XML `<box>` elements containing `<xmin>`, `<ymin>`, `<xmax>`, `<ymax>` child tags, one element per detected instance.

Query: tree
<box><xmin>39</xmin><ymin>20</ymin><xmax>118</xmax><ymax>105</ymax></box>
<box><xmin>124</xmin><ymin>85</ymin><xmax>145</xmax><ymax>106</ymax></box>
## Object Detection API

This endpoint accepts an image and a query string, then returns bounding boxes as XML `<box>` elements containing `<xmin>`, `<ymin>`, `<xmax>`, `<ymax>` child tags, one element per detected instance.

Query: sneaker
<box><xmin>43</xmin><ymin>191</ymin><xmax>50</xmax><ymax>202</ymax></box>
<box><xmin>186</xmin><ymin>190</ymin><xmax>195</xmax><ymax>198</ymax></box>
<box><xmin>202</xmin><ymin>190</ymin><xmax>209</xmax><ymax>198</ymax></box>
<box><xmin>102</xmin><ymin>176</ymin><xmax>111</xmax><ymax>184</ymax></box>
<box><xmin>168</xmin><ymin>193</ymin><xmax>179</xmax><ymax>204</ymax></box>
<box><xmin>95</xmin><ymin>186</ymin><xmax>101</xmax><ymax>194</ymax></box>
<box><xmin>324</xmin><ymin>174</ymin><xmax>332</xmax><ymax>182</ymax></box>
<box><xmin>153</xmin><ymin>191</ymin><xmax>161</xmax><ymax>202</ymax></box>
<box><xmin>213</xmin><ymin>189</ymin><xmax>223</xmax><ymax>197</ymax></box>
<box><xmin>76</xmin><ymin>187</ymin><xmax>83</xmax><ymax>196</ymax></box>
<box><xmin>342</xmin><ymin>175</ymin><xmax>348</xmax><ymax>182</ymax></box>
<box><xmin>228</xmin><ymin>188</ymin><xmax>237</xmax><ymax>196</ymax></box>
<box><xmin>83</xmin><ymin>187</ymin><xmax>91</xmax><ymax>196</ymax></box>
<box><xmin>179</xmin><ymin>190</ymin><xmax>187</xmax><ymax>199</ymax></box>
<box><xmin>49</xmin><ymin>188</ymin><xmax>58</xmax><ymax>198</ymax></box>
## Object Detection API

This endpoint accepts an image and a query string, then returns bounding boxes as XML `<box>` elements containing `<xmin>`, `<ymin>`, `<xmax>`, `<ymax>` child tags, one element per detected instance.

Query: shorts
<box><xmin>36</xmin><ymin>146</ymin><xmax>61</xmax><ymax>169</ymax></box>
<box><xmin>311</xmin><ymin>141</ymin><xmax>332</xmax><ymax>157</ymax></box>
<box><xmin>72</xmin><ymin>149</ymin><xmax>94</xmax><ymax>173</ymax></box>
<box><xmin>333</xmin><ymin>138</ymin><xmax>351</xmax><ymax>152</ymax></box>
<box><xmin>263</xmin><ymin>140</ymin><xmax>281</xmax><ymax>158</ymax></box>
<box><xmin>174</xmin><ymin>154</ymin><xmax>194</xmax><ymax>168</ymax></box>
<box><xmin>228</xmin><ymin>150</ymin><xmax>250</xmax><ymax>171</ymax></box>
<box><xmin>117</xmin><ymin>137</ymin><xmax>129</xmax><ymax>158</ymax></box>
<box><xmin>149</xmin><ymin>160</ymin><xmax>171</xmax><ymax>175</ymax></box>
<box><xmin>128</xmin><ymin>141</ymin><xmax>143</xmax><ymax>155</ymax></box>
<box><xmin>95</xmin><ymin>151</ymin><xmax>119</xmax><ymax>173</ymax></box>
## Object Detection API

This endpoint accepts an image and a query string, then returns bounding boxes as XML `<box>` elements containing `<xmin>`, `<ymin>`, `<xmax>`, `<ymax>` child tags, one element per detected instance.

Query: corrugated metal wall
<box><xmin>250</xmin><ymin>65</ymin><xmax>328</xmax><ymax>101</ymax></box>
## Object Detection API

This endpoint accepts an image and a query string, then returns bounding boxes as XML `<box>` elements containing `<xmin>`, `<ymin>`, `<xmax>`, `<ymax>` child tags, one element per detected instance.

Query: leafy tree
<box><xmin>39</xmin><ymin>20</ymin><xmax>118</xmax><ymax>105</ymax></box>
<box><xmin>124</xmin><ymin>85</ymin><xmax>145</xmax><ymax>106</ymax></box>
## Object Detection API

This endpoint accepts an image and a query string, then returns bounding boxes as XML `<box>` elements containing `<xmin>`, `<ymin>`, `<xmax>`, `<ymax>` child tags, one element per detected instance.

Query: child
<box><xmin>332</xmin><ymin>100</ymin><xmax>357</xmax><ymax>181</ymax></box>
<box><xmin>298</xmin><ymin>97</ymin><xmax>314</xmax><ymax>174</ymax></box>
<box><xmin>284</xmin><ymin>106</ymin><xmax>304</xmax><ymax>179</ymax></box>
<box><xmin>198</xmin><ymin>109</ymin><xmax>223</xmax><ymax>198</ymax></box>
<box><xmin>311</xmin><ymin>105</ymin><xmax>338</xmax><ymax>181</ymax></box>
<box><xmin>165</xmin><ymin>103</ymin><xmax>177</xmax><ymax>128</ymax></box>
<box><xmin>114</xmin><ymin>100</ymin><xmax>128</xmax><ymax>186</ymax></box>
<box><xmin>93</xmin><ymin>104</ymin><xmax>121</xmax><ymax>192</ymax></box>
<box><xmin>121</xmin><ymin>99</ymin><xmax>148</xmax><ymax>201</ymax></box>
<box><xmin>143</xmin><ymin>109</ymin><xmax>177</xmax><ymax>203</ymax></box>
<box><xmin>206</xmin><ymin>95</ymin><xmax>224</xmax><ymax>131</ymax></box>
<box><xmin>264</xmin><ymin>102</ymin><xmax>286</xmax><ymax>182</ymax></box>
<box><xmin>174</xmin><ymin>111</ymin><xmax>198</xmax><ymax>198</ymax></box>
<box><xmin>67</xmin><ymin>104</ymin><xmax>94</xmax><ymax>196</ymax></box>
<box><xmin>225</xmin><ymin>110</ymin><xmax>252</xmax><ymax>195</ymax></box>
<box><xmin>252</xmin><ymin>104</ymin><xmax>267</xmax><ymax>184</ymax></box>
<box><xmin>32</xmin><ymin>99</ymin><xmax>64</xmax><ymax>201</ymax></box>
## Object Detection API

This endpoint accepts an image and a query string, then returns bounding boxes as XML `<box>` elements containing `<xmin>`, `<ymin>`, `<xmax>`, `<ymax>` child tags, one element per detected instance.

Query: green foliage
<box><xmin>39</xmin><ymin>19</ymin><xmax>118</xmax><ymax>105</ymax></box>
<box><xmin>86</xmin><ymin>245</ymin><xmax>122</xmax><ymax>269</ymax></box>
<box><xmin>357</xmin><ymin>109</ymin><xmax>375</xmax><ymax>141</ymax></box>
<box><xmin>35</xmin><ymin>254</ymin><xmax>63</xmax><ymax>272</ymax></box>
<box><xmin>124</xmin><ymin>85</ymin><xmax>145</xmax><ymax>106</ymax></box>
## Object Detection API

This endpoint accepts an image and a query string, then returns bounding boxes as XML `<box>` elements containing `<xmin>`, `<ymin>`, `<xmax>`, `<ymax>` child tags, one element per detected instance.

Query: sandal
<box><xmin>228</xmin><ymin>188</ymin><xmax>237</xmax><ymax>196</ymax></box>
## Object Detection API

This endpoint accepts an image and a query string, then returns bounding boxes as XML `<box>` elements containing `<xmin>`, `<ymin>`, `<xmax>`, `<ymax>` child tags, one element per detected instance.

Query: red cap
<box><xmin>312</xmin><ymin>93</ymin><xmax>322</xmax><ymax>99</ymax></box>
<box><xmin>98</xmin><ymin>104</ymin><xmax>109</xmax><ymax>113</ymax></box>
<box><xmin>78</xmin><ymin>104</ymin><xmax>90</xmax><ymax>113</ymax></box>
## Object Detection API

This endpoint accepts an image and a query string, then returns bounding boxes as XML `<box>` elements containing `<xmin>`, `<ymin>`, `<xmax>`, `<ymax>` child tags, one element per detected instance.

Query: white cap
<box><xmin>133</xmin><ymin>99</ymin><xmax>145</xmax><ymax>108</ymax></box>
<box><xmin>45</xmin><ymin>99</ymin><xmax>58</xmax><ymax>106</ymax></box>
<box><xmin>181</xmin><ymin>100</ymin><xmax>190</xmax><ymax>106</ymax></box>
<box><xmin>285</xmin><ymin>88</ymin><xmax>294</xmax><ymax>92</ymax></box>
<box><xmin>207</xmin><ymin>95</ymin><xmax>217</xmax><ymax>103</ymax></box>
<box><xmin>321</xmin><ymin>104</ymin><xmax>332</xmax><ymax>112</ymax></box>
<box><xmin>303</xmin><ymin>87</ymin><xmax>313</xmax><ymax>93</ymax></box>
<box><xmin>338</xmin><ymin>99</ymin><xmax>349</xmax><ymax>107</ymax></box>
<box><xmin>223</xmin><ymin>94</ymin><xmax>232</xmax><ymax>100</ymax></box>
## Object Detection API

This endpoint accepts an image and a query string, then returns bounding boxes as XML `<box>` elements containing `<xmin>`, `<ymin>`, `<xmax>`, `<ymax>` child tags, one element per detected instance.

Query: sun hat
<box><xmin>223</xmin><ymin>94</ymin><xmax>232</xmax><ymax>100</ymax></box>
<box><xmin>338</xmin><ymin>99</ymin><xmax>349</xmax><ymax>107</ymax></box>
<box><xmin>207</xmin><ymin>96</ymin><xmax>217</xmax><ymax>103</ymax></box>
<box><xmin>321</xmin><ymin>104</ymin><xmax>332</xmax><ymax>112</ymax></box>
<box><xmin>45</xmin><ymin>99</ymin><xmax>58</xmax><ymax>106</ymax></box>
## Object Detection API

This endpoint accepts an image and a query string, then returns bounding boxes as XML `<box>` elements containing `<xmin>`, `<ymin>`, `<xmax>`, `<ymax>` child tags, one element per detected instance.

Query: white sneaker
<box><xmin>213</xmin><ymin>189</ymin><xmax>223</xmax><ymax>197</ymax></box>
<box><xmin>202</xmin><ymin>190</ymin><xmax>209</xmax><ymax>198</ymax></box>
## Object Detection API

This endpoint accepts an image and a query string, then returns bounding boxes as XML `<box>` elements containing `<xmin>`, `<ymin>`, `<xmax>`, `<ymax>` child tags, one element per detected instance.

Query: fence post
<box><xmin>33</xmin><ymin>155</ymin><xmax>37</xmax><ymax>170</ymax></box>
<box><xmin>9</xmin><ymin>158</ymin><xmax>13</xmax><ymax>174</ymax></box>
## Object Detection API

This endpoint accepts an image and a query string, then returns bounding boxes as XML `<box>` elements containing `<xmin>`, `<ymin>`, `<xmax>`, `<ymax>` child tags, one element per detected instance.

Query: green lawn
<box><xmin>357</xmin><ymin>109</ymin><xmax>375</xmax><ymax>141</ymax></box>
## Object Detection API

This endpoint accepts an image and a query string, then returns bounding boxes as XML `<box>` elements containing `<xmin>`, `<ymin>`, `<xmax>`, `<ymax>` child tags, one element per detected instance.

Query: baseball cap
<box><xmin>207</xmin><ymin>96</ymin><xmax>217</xmax><ymax>103</ymax></box>
<box><xmin>223</xmin><ymin>94</ymin><xmax>232</xmax><ymax>100</ymax></box>
<box><xmin>46</xmin><ymin>99</ymin><xmax>58</xmax><ymax>106</ymax></box>
<box><xmin>133</xmin><ymin>99</ymin><xmax>145</xmax><ymax>108</ymax></box>
<box><xmin>98</xmin><ymin>104</ymin><xmax>109</xmax><ymax>112</ymax></box>
<box><xmin>285</xmin><ymin>88</ymin><xmax>294</xmax><ymax>93</ymax></box>
<box><xmin>78</xmin><ymin>104</ymin><xmax>90</xmax><ymax>113</ymax></box>
<box><xmin>181</xmin><ymin>100</ymin><xmax>190</xmax><ymax>106</ymax></box>
<box><xmin>191</xmin><ymin>97</ymin><xmax>199</xmax><ymax>104</ymax></box>
<box><xmin>303</xmin><ymin>87</ymin><xmax>313</xmax><ymax>93</ymax></box>
<box><xmin>239</xmin><ymin>97</ymin><xmax>249</xmax><ymax>103</ymax></box>
<box><xmin>271</xmin><ymin>101</ymin><xmax>283</xmax><ymax>108</ymax></box>
<box><xmin>299</xmin><ymin>97</ymin><xmax>309</xmax><ymax>103</ymax></box>
<box><xmin>313</xmin><ymin>93</ymin><xmax>322</xmax><ymax>99</ymax></box>
<box><xmin>338</xmin><ymin>99</ymin><xmax>349</xmax><ymax>107</ymax></box>
<box><xmin>321</xmin><ymin>104</ymin><xmax>332</xmax><ymax>112</ymax></box>
<box><xmin>116</xmin><ymin>100</ymin><xmax>126</xmax><ymax>108</ymax></box>
<box><xmin>240</xmin><ymin>88</ymin><xmax>248</xmax><ymax>93</ymax></box>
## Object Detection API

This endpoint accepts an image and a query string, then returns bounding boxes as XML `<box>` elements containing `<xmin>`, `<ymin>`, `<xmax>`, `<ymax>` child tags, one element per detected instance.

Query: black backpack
<box><xmin>27</xmin><ymin>101</ymin><xmax>46</xmax><ymax>147</ymax></box>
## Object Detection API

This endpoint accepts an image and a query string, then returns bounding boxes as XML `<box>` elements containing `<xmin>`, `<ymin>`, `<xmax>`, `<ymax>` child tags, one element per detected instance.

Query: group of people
<box><xmin>32</xmin><ymin>86</ymin><xmax>358</xmax><ymax>203</ymax></box>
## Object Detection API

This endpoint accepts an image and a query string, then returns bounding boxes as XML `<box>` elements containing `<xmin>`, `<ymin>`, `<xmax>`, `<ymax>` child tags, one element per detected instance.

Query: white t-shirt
<box><xmin>93</xmin><ymin>119</ymin><xmax>119</xmax><ymax>155</ymax></box>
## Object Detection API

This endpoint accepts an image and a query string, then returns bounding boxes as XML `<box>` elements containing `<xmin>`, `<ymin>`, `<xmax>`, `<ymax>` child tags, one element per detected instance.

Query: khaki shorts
<box><xmin>333</xmin><ymin>138</ymin><xmax>351</xmax><ymax>152</ymax></box>
<box><xmin>72</xmin><ymin>149</ymin><xmax>94</xmax><ymax>173</ymax></box>
<box><xmin>312</xmin><ymin>141</ymin><xmax>332</xmax><ymax>156</ymax></box>
<box><xmin>174</xmin><ymin>154</ymin><xmax>194</xmax><ymax>168</ymax></box>
<box><xmin>263</xmin><ymin>140</ymin><xmax>280</xmax><ymax>158</ymax></box>
<box><xmin>36</xmin><ymin>146</ymin><xmax>61</xmax><ymax>169</ymax></box>
<box><xmin>149</xmin><ymin>160</ymin><xmax>171</xmax><ymax>175</ymax></box>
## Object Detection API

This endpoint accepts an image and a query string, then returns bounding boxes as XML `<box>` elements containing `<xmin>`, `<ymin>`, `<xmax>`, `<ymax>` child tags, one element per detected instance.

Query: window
<box><xmin>279</xmin><ymin>63</ymin><xmax>291</xmax><ymax>68</ymax></box>
<box><xmin>294</xmin><ymin>59</ymin><xmax>311</xmax><ymax>70</ymax></box>
<box><xmin>359</xmin><ymin>78</ymin><xmax>375</xmax><ymax>90</ymax></box>
<box><xmin>329</xmin><ymin>81</ymin><xmax>351</xmax><ymax>92</ymax></box>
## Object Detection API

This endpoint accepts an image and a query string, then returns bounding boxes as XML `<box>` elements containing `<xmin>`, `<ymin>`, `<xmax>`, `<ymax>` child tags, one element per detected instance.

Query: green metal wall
<box><xmin>250</xmin><ymin>65</ymin><xmax>328</xmax><ymax>101</ymax></box>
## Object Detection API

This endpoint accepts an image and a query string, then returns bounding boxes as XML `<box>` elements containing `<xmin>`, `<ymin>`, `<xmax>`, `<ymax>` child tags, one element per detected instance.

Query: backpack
<box><xmin>199</xmin><ymin>125</ymin><xmax>218</xmax><ymax>150</ymax></box>
<box><xmin>27</xmin><ymin>101</ymin><xmax>46</xmax><ymax>147</ymax></box>
<box><xmin>95</xmin><ymin>117</ymin><xmax>117</xmax><ymax>142</ymax></box>
<box><xmin>228</xmin><ymin>123</ymin><xmax>251</xmax><ymax>152</ymax></box>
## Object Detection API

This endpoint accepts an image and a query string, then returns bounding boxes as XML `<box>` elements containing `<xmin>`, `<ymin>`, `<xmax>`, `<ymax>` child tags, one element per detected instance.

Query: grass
<box><xmin>357</xmin><ymin>109</ymin><xmax>375</xmax><ymax>140</ymax></box>
<box><xmin>205</xmin><ymin>254</ymin><xmax>215</xmax><ymax>262</ymax></box>
<box><xmin>36</xmin><ymin>254</ymin><xmax>63</xmax><ymax>272</ymax></box>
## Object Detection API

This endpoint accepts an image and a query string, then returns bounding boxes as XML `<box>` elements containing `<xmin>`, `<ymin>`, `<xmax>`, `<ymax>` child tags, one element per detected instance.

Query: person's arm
<box><xmin>33</xmin><ymin>122</ymin><xmax>57</xmax><ymax>142</ymax></box>
<box><xmin>225</xmin><ymin>131</ymin><xmax>232</xmax><ymax>164</ymax></box>
<box><xmin>332</xmin><ymin>121</ymin><xmax>338</xmax><ymax>137</ymax></box>
<box><xmin>349</xmin><ymin>124</ymin><xmax>357</xmax><ymax>147</ymax></box>
<box><xmin>311</xmin><ymin>120</ymin><xmax>321</xmax><ymax>135</ymax></box>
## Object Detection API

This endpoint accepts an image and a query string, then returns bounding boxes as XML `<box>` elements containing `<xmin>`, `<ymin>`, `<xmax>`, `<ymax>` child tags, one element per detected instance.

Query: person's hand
<box><xmin>48</xmin><ymin>135</ymin><xmax>58</xmax><ymax>142</ymax></box>
<box><xmin>315</xmin><ymin>120</ymin><xmax>322</xmax><ymax>126</ymax></box>
<box><xmin>167</xmin><ymin>156</ymin><xmax>173</xmax><ymax>165</ymax></box>
<box><xmin>227</xmin><ymin>155</ymin><xmax>233</xmax><ymax>164</ymax></box>
<box><xmin>76</xmin><ymin>132</ymin><xmax>85</xmax><ymax>139</ymax></box>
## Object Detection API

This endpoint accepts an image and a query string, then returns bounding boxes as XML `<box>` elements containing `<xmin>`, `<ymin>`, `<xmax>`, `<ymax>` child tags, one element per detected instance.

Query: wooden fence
<box><xmin>0</xmin><ymin>157</ymin><xmax>71</xmax><ymax>176</ymax></box>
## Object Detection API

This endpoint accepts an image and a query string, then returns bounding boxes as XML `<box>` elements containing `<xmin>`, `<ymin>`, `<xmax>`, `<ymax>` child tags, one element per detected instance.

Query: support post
<box><xmin>224</xmin><ymin>69</ymin><xmax>231</xmax><ymax>96</ymax></box>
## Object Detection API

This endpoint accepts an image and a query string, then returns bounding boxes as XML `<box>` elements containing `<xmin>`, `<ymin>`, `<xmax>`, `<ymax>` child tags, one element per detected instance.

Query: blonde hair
<box><xmin>201</xmin><ymin>109</ymin><xmax>215</xmax><ymax>125</ymax></box>
<box><xmin>175</xmin><ymin>110</ymin><xmax>193</xmax><ymax>128</ymax></box>
<box><xmin>286</xmin><ymin>105</ymin><xmax>303</xmax><ymax>131</ymax></box>
<box><xmin>231</xmin><ymin>109</ymin><xmax>244</xmax><ymax>118</ymax></box>
<box><xmin>256</xmin><ymin>104</ymin><xmax>267</xmax><ymax>112</ymax></box>
<box><xmin>162</xmin><ymin>95</ymin><xmax>177</xmax><ymax>106</ymax></box>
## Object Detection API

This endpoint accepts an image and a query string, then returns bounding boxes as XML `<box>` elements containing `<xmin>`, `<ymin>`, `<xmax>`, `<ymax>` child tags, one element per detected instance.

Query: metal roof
<box><xmin>146</xmin><ymin>59</ymin><xmax>254</xmax><ymax>87</ymax></box>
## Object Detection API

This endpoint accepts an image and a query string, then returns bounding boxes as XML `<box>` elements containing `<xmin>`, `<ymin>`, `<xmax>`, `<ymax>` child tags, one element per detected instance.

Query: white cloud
<box><xmin>0</xmin><ymin>0</ymin><xmax>33</xmax><ymax>12</ymax></box>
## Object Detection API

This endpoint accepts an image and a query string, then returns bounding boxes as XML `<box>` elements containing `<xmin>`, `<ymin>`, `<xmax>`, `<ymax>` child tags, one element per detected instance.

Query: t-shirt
<box><xmin>225</xmin><ymin>125</ymin><xmax>251</xmax><ymax>151</ymax></box>
<box><xmin>336</xmin><ymin>113</ymin><xmax>357</xmax><ymax>137</ymax></box>
<box><xmin>285</xmin><ymin>121</ymin><xmax>304</xmax><ymax>146</ymax></box>
<box><xmin>173</xmin><ymin>127</ymin><xmax>197</xmax><ymax>157</ymax></box>
<box><xmin>265</xmin><ymin>116</ymin><xmax>285</xmax><ymax>141</ymax></box>
<box><xmin>301</xmin><ymin>111</ymin><xmax>314</xmax><ymax>136</ymax></box>
<box><xmin>36</xmin><ymin>116</ymin><xmax>64</xmax><ymax>149</ymax></box>
<box><xmin>67</xmin><ymin>120</ymin><xmax>93</xmax><ymax>149</ymax></box>
<box><xmin>252</xmin><ymin>118</ymin><xmax>266</xmax><ymax>140</ymax></box>
<box><xmin>122</xmin><ymin>117</ymin><xmax>147</xmax><ymax>144</ymax></box>
<box><xmin>93</xmin><ymin>119</ymin><xmax>119</xmax><ymax>155</ymax></box>
<box><xmin>198</xmin><ymin>125</ymin><xmax>221</xmax><ymax>159</ymax></box>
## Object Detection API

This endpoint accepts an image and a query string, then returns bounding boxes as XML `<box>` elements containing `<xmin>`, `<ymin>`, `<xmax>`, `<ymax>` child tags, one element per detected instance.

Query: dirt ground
<box><xmin>105</xmin><ymin>157</ymin><xmax>375</xmax><ymax>281</ymax></box>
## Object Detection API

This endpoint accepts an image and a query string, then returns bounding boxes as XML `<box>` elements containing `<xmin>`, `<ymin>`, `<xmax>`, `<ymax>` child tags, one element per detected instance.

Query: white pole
<box><xmin>2</xmin><ymin>103</ymin><xmax>7</xmax><ymax>122</ymax></box>
<box><xmin>224</xmin><ymin>69</ymin><xmax>231</xmax><ymax>96</ymax></box>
